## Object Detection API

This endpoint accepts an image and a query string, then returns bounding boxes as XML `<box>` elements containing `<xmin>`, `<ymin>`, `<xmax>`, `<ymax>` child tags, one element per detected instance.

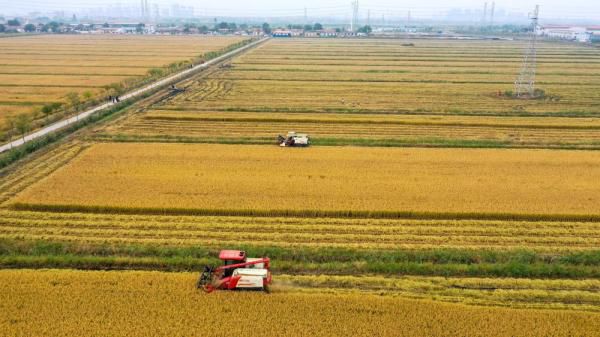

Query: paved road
<box><xmin>0</xmin><ymin>37</ymin><xmax>268</xmax><ymax>154</ymax></box>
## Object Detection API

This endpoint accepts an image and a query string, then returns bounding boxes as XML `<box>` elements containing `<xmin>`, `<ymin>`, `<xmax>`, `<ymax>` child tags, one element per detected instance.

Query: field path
<box><xmin>0</xmin><ymin>37</ymin><xmax>268</xmax><ymax>154</ymax></box>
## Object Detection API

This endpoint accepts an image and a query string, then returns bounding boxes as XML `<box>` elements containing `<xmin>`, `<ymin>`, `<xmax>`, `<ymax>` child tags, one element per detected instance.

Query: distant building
<box><xmin>272</xmin><ymin>30</ymin><xmax>292</xmax><ymax>37</ymax></box>
<box><xmin>304</xmin><ymin>30</ymin><xmax>339</xmax><ymax>38</ymax></box>
<box><xmin>538</xmin><ymin>25</ymin><xmax>600</xmax><ymax>43</ymax></box>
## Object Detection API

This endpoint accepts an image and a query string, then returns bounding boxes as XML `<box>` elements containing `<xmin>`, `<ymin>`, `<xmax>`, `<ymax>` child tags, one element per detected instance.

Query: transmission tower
<box><xmin>515</xmin><ymin>5</ymin><xmax>540</xmax><ymax>98</ymax></box>
<box><xmin>490</xmin><ymin>2</ymin><xmax>496</xmax><ymax>26</ymax></box>
<box><xmin>482</xmin><ymin>2</ymin><xmax>488</xmax><ymax>25</ymax></box>
<box><xmin>350</xmin><ymin>1</ymin><xmax>359</xmax><ymax>31</ymax></box>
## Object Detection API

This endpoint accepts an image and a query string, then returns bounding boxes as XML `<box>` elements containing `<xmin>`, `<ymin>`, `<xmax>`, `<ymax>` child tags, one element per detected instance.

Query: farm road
<box><xmin>0</xmin><ymin>37</ymin><xmax>269</xmax><ymax>154</ymax></box>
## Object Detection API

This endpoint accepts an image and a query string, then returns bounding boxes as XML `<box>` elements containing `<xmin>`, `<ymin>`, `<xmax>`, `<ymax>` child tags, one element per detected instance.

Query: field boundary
<box><xmin>0</xmin><ymin>37</ymin><xmax>269</xmax><ymax>154</ymax></box>
<box><xmin>10</xmin><ymin>202</ymin><xmax>600</xmax><ymax>222</ymax></box>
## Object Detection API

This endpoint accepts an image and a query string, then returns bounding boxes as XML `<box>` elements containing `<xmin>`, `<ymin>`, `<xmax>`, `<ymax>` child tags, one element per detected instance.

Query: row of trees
<box><xmin>286</xmin><ymin>23</ymin><xmax>324</xmax><ymax>31</ymax></box>
<box><xmin>2</xmin><ymin>90</ymin><xmax>97</xmax><ymax>144</ymax></box>
<box><xmin>0</xmin><ymin>21</ymin><xmax>65</xmax><ymax>33</ymax></box>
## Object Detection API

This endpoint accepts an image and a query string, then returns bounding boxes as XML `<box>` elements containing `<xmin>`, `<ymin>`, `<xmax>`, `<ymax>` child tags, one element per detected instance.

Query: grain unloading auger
<box><xmin>197</xmin><ymin>250</ymin><xmax>272</xmax><ymax>293</ymax></box>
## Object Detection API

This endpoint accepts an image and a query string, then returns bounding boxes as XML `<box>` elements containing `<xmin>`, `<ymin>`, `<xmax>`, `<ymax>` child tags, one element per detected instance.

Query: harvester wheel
<box><xmin>263</xmin><ymin>285</ymin><xmax>271</xmax><ymax>294</ymax></box>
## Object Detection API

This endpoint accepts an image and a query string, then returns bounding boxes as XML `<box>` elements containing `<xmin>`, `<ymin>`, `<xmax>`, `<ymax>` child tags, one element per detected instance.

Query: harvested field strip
<box><xmin>140</xmin><ymin>111</ymin><xmax>600</xmax><ymax>128</ymax></box>
<box><xmin>110</xmin><ymin>111</ymin><xmax>600</xmax><ymax>147</ymax></box>
<box><xmin>280</xmin><ymin>275</ymin><xmax>600</xmax><ymax>311</ymax></box>
<box><xmin>1</xmin><ymin>211</ymin><xmax>599</xmax><ymax>251</ymax></box>
<box><xmin>114</xmin><ymin>121</ymin><xmax>600</xmax><ymax>148</ymax></box>
<box><xmin>0</xmin><ymin>143</ymin><xmax>86</xmax><ymax>204</ymax></box>
<box><xmin>231</xmin><ymin>67</ymin><xmax>600</xmax><ymax>77</ymax></box>
<box><xmin>2</xmin><ymin>270</ymin><xmax>599</xmax><ymax>337</ymax></box>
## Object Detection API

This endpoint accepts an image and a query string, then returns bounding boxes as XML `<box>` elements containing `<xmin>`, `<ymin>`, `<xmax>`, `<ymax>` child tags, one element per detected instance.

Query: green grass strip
<box><xmin>0</xmin><ymin>239</ymin><xmax>598</xmax><ymax>278</ymax></box>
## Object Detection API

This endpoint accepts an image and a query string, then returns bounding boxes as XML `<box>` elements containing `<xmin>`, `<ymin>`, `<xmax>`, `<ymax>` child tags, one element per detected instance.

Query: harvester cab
<box><xmin>278</xmin><ymin>132</ymin><xmax>310</xmax><ymax>147</ymax></box>
<box><xmin>197</xmin><ymin>250</ymin><xmax>272</xmax><ymax>293</ymax></box>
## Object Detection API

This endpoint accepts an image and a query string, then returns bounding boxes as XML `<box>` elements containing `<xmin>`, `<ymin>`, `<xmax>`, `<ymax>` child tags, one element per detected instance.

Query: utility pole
<box><xmin>482</xmin><ymin>2</ymin><xmax>488</xmax><ymax>25</ymax></box>
<box><xmin>490</xmin><ymin>2</ymin><xmax>495</xmax><ymax>26</ymax></box>
<box><xmin>407</xmin><ymin>10</ymin><xmax>411</xmax><ymax>26</ymax></box>
<box><xmin>367</xmin><ymin>9</ymin><xmax>370</xmax><ymax>27</ymax></box>
<box><xmin>304</xmin><ymin>7</ymin><xmax>308</xmax><ymax>26</ymax></box>
<box><xmin>515</xmin><ymin>5</ymin><xmax>540</xmax><ymax>97</ymax></box>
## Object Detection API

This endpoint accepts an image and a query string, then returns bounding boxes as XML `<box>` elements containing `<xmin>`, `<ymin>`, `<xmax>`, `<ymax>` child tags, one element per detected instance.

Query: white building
<box><xmin>538</xmin><ymin>25</ymin><xmax>600</xmax><ymax>43</ymax></box>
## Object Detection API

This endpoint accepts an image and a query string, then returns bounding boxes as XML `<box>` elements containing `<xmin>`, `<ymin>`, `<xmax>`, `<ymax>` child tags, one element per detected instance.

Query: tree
<box><xmin>199</xmin><ymin>25</ymin><xmax>209</xmax><ymax>34</ymax></box>
<box><xmin>358</xmin><ymin>25</ymin><xmax>372</xmax><ymax>34</ymax></box>
<box><xmin>66</xmin><ymin>92</ymin><xmax>81</xmax><ymax>110</ymax></box>
<box><xmin>7</xmin><ymin>19</ymin><xmax>20</xmax><ymax>27</ymax></box>
<box><xmin>313</xmin><ymin>23</ymin><xmax>323</xmax><ymax>31</ymax></box>
<box><xmin>82</xmin><ymin>91</ymin><xmax>93</xmax><ymax>101</ymax></box>
<box><xmin>304</xmin><ymin>24</ymin><xmax>313</xmax><ymax>31</ymax></box>
<box><xmin>228</xmin><ymin>22</ymin><xmax>237</xmax><ymax>31</ymax></box>
<box><xmin>262</xmin><ymin>22</ymin><xmax>271</xmax><ymax>34</ymax></box>
<box><xmin>136</xmin><ymin>23</ymin><xmax>145</xmax><ymax>33</ymax></box>
<box><xmin>0</xmin><ymin>24</ymin><xmax>5</xmax><ymax>33</ymax></box>
<box><xmin>41</xmin><ymin>102</ymin><xmax>62</xmax><ymax>121</ymax></box>
<box><xmin>103</xmin><ymin>22</ymin><xmax>110</xmax><ymax>28</ymax></box>
<box><xmin>42</xmin><ymin>21</ymin><xmax>60</xmax><ymax>33</ymax></box>
<box><xmin>24</xmin><ymin>24</ymin><xmax>36</xmax><ymax>32</ymax></box>
<box><xmin>15</xmin><ymin>114</ymin><xmax>31</xmax><ymax>141</ymax></box>
<box><xmin>217</xmin><ymin>22</ymin><xmax>229</xmax><ymax>30</ymax></box>
<box><xmin>239</xmin><ymin>23</ymin><xmax>248</xmax><ymax>31</ymax></box>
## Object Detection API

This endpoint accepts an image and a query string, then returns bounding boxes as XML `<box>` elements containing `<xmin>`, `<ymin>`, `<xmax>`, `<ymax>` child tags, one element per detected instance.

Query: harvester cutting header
<box><xmin>197</xmin><ymin>250</ymin><xmax>272</xmax><ymax>293</ymax></box>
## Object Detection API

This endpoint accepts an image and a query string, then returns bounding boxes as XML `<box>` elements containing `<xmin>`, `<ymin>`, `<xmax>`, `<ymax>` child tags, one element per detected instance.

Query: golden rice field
<box><xmin>12</xmin><ymin>142</ymin><xmax>600</xmax><ymax>219</ymax></box>
<box><xmin>155</xmin><ymin>39</ymin><xmax>600</xmax><ymax>115</ymax></box>
<box><xmin>0</xmin><ymin>35</ymin><xmax>247</xmax><ymax>134</ymax></box>
<box><xmin>0</xmin><ymin>270</ymin><xmax>598</xmax><ymax>337</ymax></box>
<box><xmin>101</xmin><ymin>38</ymin><xmax>600</xmax><ymax>150</ymax></box>
<box><xmin>109</xmin><ymin>110</ymin><xmax>600</xmax><ymax>149</ymax></box>
<box><xmin>2</xmin><ymin>36</ymin><xmax>600</xmax><ymax>333</ymax></box>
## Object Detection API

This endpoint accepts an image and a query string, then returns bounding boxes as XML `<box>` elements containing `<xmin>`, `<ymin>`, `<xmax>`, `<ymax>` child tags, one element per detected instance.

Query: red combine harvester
<box><xmin>197</xmin><ymin>250</ymin><xmax>272</xmax><ymax>293</ymax></box>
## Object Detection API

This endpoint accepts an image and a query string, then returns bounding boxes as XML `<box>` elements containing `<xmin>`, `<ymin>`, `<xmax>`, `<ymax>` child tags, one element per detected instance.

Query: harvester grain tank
<box><xmin>278</xmin><ymin>132</ymin><xmax>310</xmax><ymax>147</ymax></box>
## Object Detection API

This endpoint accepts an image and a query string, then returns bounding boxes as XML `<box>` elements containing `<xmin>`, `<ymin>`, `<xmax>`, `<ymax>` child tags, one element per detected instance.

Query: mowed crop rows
<box><xmin>1</xmin><ymin>270</ymin><xmax>599</xmax><ymax>337</ymax></box>
<box><xmin>0</xmin><ymin>35</ymin><xmax>247</xmax><ymax>133</ymax></box>
<box><xmin>110</xmin><ymin>110</ymin><xmax>600</xmax><ymax>149</ymax></box>
<box><xmin>104</xmin><ymin>38</ymin><xmax>600</xmax><ymax>149</ymax></box>
<box><xmin>12</xmin><ymin>143</ymin><xmax>600</xmax><ymax>219</ymax></box>
<box><xmin>3</xmin><ymin>210</ymin><xmax>600</xmax><ymax>252</ymax></box>
<box><xmin>161</xmin><ymin>39</ymin><xmax>600</xmax><ymax>115</ymax></box>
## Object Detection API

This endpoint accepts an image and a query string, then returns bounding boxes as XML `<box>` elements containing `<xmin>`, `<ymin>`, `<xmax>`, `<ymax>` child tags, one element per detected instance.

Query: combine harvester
<box><xmin>197</xmin><ymin>250</ymin><xmax>273</xmax><ymax>293</ymax></box>
<box><xmin>278</xmin><ymin>132</ymin><xmax>310</xmax><ymax>147</ymax></box>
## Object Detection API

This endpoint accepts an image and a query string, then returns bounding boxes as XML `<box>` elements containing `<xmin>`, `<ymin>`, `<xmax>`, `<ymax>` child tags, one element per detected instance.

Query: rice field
<box><xmin>109</xmin><ymin>110</ymin><xmax>600</xmax><ymax>149</ymax></box>
<box><xmin>160</xmin><ymin>39</ymin><xmax>600</xmax><ymax>115</ymax></box>
<box><xmin>0</xmin><ymin>270</ymin><xmax>598</xmax><ymax>337</ymax></box>
<box><xmin>101</xmin><ymin>38</ymin><xmax>600</xmax><ymax>150</ymax></box>
<box><xmin>12</xmin><ymin>143</ymin><xmax>600</xmax><ymax>219</ymax></box>
<box><xmin>1</xmin><ymin>36</ymin><xmax>600</xmax><ymax>333</ymax></box>
<box><xmin>0</xmin><ymin>35</ymin><xmax>247</xmax><ymax>134</ymax></box>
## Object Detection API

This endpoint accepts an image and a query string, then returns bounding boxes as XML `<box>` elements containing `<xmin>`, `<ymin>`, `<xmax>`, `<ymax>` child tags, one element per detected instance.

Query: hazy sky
<box><xmin>2</xmin><ymin>0</ymin><xmax>600</xmax><ymax>20</ymax></box>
